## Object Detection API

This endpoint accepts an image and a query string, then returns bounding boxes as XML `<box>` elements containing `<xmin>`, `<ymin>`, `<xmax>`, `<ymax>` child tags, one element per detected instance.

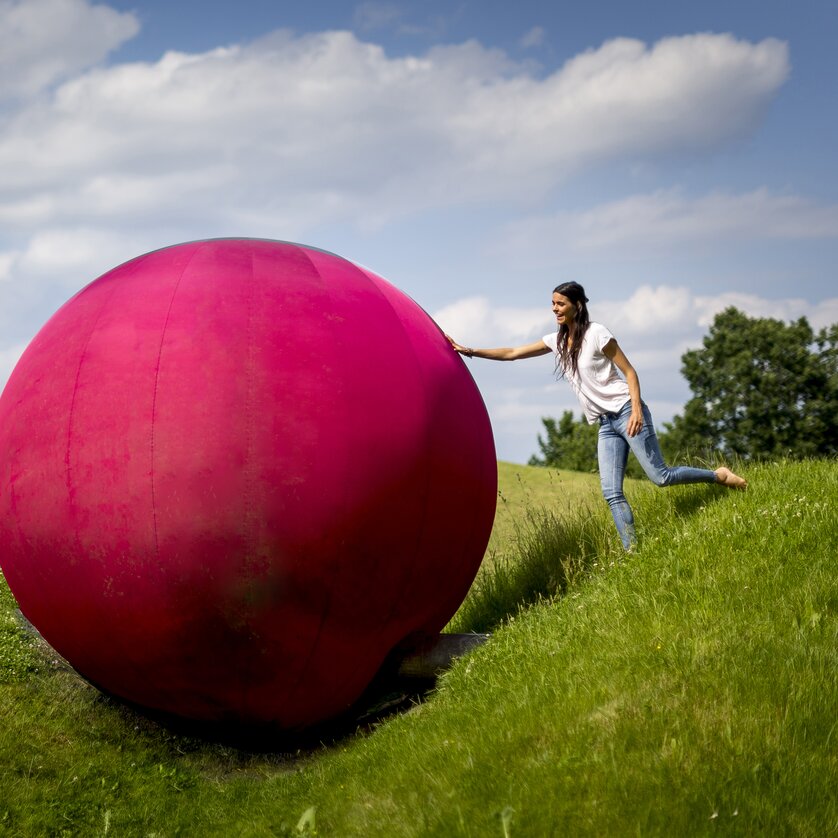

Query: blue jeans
<box><xmin>598</xmin><ymin>400</ymin><xmax>717</xmax><ymax>550</ymax></box>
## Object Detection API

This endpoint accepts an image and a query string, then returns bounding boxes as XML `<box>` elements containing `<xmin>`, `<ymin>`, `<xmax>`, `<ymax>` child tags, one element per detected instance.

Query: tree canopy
<box><xmin>529</xmin><ymin>410</ymin><xmax>598</xmax><ymax>472</ymax></box>
<box><xmin>664</xmin><ymin>308</ymin><xmax>838</xmax><ymax>460</ymax></box>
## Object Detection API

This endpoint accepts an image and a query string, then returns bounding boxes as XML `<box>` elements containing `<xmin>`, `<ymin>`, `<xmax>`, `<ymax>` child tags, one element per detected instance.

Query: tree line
<box><xmin>530</xmin><ymin>307</ymin><xmax>838</xmax><ymax>470</ymax></box>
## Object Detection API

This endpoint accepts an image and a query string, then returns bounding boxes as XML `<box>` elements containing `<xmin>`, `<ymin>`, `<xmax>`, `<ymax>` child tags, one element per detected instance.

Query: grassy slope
<box><xmin>487</xmin><ymin>462</ymin><xmax>601</xmax><ymax>560</ymax></box>
<box><xmin>1</xmin><ymin>460</ymin><xmax>836</xmax><ymax>836</ymax></box>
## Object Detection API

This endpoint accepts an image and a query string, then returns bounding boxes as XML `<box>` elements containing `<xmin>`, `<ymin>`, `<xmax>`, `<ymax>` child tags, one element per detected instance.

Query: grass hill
<box><xmin>1</xmin><ymin>459</ymin><xmax>836</xmax><ymax>836</ymax></box>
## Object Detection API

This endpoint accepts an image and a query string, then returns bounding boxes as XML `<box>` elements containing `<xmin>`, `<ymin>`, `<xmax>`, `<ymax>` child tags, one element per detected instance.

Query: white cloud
<box><xmin>432</xmin><ymin>295</ymin><xmax>552</xmax><ymax>346</ymax></box>
<box><xmin>438</xmin><ymin>286</ymin><xmax>838</xmax><ymax>350</ymax></box>
<box><xmin>14</xmin><ymin>227</ymin><xmax>153</xmax><ymax>287</ymax></box>
<box><xmin>809</xmin><ymin>299</ymin><xmax>838</xmax><ymax>332</ymax></box>
<box><xmin>693</xmin><ymin>291</ymin><xmax>838</xmax><ymax>332</ymax></box>
<box><xmin>0</xmin><ymin>0</ymin><xmax>138</xmax><ymax>100</ymax></box>
<box><xmin>0</xmin><ymin>30</ymin><xmax>789</xmax><ymax>237</ymax></box>
<box><xmin>498</xmin><ymin>188</ymin><xmax>838</xmax><ymax>267</ymax></box>
<box><xmin>0</xmin><ymin>249</ymin><xmax>18</xmax><ymax>281</ymax></box>
<box><xmin>452</xmin><ymin>34</ymin><xmax>788</xmax><ymax>190</ymax></box>
<box><xmin>596</xmin><ymin>285</ymin><xmax>695</xmax><ymax>336</ymax></box>
<box><xmin>597</xmin><ymin>283</ymin><xmax>838</xmax><ymax>338</ymax></box>
<box><xmin>520</xmin><ymin>26</ymin><xmax>545</xmax><ymax>49</ymax></box>
<box><xmin>353</xmin><ymin>2</ymin><xmax>403</xmax><ymax>32</ymax></box>
<box><xmin>0</xmin><ymin>340</ymin><xmax>27</xmax><ymax>386</ymax></box>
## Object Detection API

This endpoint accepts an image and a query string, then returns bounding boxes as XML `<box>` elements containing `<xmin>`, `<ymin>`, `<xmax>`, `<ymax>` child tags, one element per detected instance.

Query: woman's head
<box><xmin>551</xmin><ymin>281</ymin><xmax>590</xmax><ymax>377</ymax></box>
<box><xmin>552</xmin><ymin>281</ymin><xmax>590</xmax><ymax>329</ymax></box>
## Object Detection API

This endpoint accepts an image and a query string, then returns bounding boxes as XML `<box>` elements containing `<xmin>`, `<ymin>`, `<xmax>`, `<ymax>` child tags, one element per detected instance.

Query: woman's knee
<box><xmin>601</xmin><ymin>489</ymin><xmax>628</xmax><ymax>506</ymax></box>
<box><xmin>648</xmin><ymin>470</ymin><xmax>670</xmax><ymax>488</ymax></box>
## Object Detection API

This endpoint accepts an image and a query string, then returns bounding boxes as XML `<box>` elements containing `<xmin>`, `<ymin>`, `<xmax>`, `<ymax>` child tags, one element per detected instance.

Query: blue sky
<box><xmin>1</xmin><ymin>0</ymin><xmax>836</xmax><ymax>463</ymax></box>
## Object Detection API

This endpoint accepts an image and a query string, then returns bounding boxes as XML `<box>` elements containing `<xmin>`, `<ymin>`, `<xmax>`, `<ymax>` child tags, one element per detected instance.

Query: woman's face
<box><xmin>552</xmin><ymin>293</ymin><xmax>576</xmax><ymax>326</ymax></box>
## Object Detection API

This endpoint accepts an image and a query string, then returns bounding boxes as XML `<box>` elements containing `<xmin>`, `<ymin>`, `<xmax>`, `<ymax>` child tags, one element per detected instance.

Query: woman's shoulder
<box><xmin>583</xmin><ymin>322</ymin><xmax>616</xmax><ymax>351</ymax></box>
<box><xmin>542</xmin><ymin>331</ymin><xmax>558</xmax><ymax>351</ymax></box>
<box><xmin>585</xmin><ymin>322</ymin><xmax>615</xmax><ymax>339</ymax></box>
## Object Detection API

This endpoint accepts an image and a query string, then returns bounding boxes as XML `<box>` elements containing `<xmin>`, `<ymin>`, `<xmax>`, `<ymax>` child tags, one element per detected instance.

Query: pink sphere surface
<box><xmin>0</xmin><ymin>239</ymin><xmax>496</xmax><ymax>728</ymax></box>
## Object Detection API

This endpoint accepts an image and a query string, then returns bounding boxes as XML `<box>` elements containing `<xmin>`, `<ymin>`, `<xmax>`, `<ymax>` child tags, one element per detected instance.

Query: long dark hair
<box><xmin>553</xmin><ymin>281</ymin><xmax>591</xmax><ymax>378</ymax></box>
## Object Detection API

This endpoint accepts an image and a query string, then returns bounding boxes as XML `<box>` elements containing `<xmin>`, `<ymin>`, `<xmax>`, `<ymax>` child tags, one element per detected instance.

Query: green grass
<box><xmin>487</xmin><ymin>462</ymin><xmax>601</xmax><ymax>558</ymax></box>
<box><xmin>452</xmin><ymin>463</ymin><xmax>614</xmax><ymax>634</ymax></box>
<box><xmin>1</xmin><ymin>459</ymin><xmax>836</xmax><ymax>836</ymax></box>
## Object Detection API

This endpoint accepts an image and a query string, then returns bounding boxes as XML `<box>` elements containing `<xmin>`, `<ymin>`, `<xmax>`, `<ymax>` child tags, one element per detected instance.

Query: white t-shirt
<box><xmin>542</xmin><ymin>322</ymin><xmax>631</xmax><ymax>423</ymax></box>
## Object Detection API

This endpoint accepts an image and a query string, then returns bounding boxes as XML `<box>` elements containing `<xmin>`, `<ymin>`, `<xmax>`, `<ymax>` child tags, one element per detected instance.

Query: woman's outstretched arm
<box><xmin>446</xmin><ymin>335</ymin><xmax>552</xmax><ymax>361</ymax></box>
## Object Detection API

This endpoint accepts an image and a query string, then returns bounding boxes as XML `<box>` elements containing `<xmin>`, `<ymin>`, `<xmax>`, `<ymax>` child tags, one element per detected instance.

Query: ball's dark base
<box><xmin>15</xmin><ymin>609</ymin><xmax>488</xmax><ymax>751</ymax></box>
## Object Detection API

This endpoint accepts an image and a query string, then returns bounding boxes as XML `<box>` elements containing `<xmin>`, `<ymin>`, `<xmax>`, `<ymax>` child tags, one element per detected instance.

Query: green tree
<box><xmin>529</xmin><ymin>410</ymin><xmax>598</xmax><ymax>472</ymax></box>
<box><xmin>664</xmin><ymin>308</ymin><xmax>838</xmax><ymax>460</ymax></box>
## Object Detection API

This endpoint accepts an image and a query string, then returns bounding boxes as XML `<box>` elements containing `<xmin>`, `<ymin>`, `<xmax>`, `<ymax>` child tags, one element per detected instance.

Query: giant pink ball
<box><xmin>0</xmin><ymin>239</ymin><xmax>496</xmax><ymax>728</ymax></box>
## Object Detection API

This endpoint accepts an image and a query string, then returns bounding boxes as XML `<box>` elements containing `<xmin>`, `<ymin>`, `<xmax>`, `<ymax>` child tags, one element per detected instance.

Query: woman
<box><xmin>447</xmin><ymin>281</ymin><xmax>746</xmax><ymax>550</ymax></box>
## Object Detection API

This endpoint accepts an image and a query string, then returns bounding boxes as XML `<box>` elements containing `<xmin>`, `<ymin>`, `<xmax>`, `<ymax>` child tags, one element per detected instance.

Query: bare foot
<box><xmin>715</xmin><ymin>466</ymin><xmax>747</xmax><ymax>490</ymax></box>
